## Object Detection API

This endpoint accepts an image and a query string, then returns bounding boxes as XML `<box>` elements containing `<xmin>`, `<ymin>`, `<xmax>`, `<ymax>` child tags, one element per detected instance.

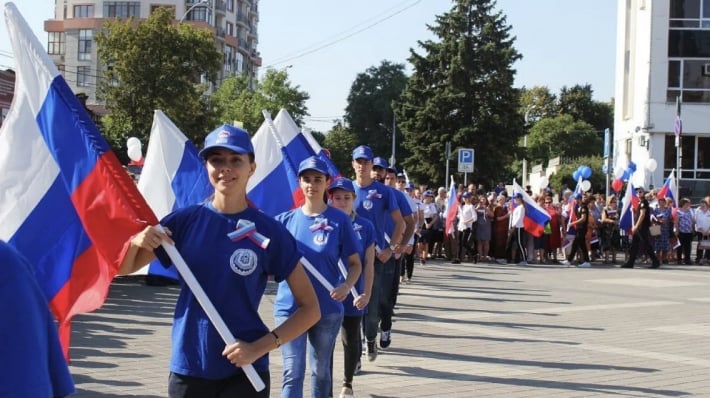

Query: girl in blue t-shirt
<box><xmin>328</xmin><ymin>177</ymin><xmax>375</xmax><ymax>398</ymax></box>
<box><xmin>275</xmin><ymin>156</ymin><xmax>362</xmax><ymax>398</ymax></box>
<box><xmin>118</xmin><ymin>125</ymin><xmax>320</xmax><ymax>398</ymax></box>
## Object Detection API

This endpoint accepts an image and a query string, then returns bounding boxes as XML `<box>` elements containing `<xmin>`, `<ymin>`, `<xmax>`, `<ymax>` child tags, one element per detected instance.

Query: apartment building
<box><xmin>614</xmin><ymin>0</ymin><xmax>710</xmax><ymax>197</ymax></box>
<box><xmin>43</xmin><ymin>0</ymin><xmax>261</xmax><ymax>113</ymax></box>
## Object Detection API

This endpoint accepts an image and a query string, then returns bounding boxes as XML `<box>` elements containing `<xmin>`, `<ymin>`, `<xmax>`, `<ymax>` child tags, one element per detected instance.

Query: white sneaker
<box><xmin>578</xmin><ymin>262</ymin><xmax>591</xmax><ymax>268</ymax></box>
<box><xmin>560</xmin><ymin>260</ymin><xmax>571</xmax><ymax>266</ymax></box>
<box><xmin>517</xmin><ymin>261</ymin><xmax>528</xmax><ymax>266</ymax></box>
<box><xmin>496</xmin><ymin>258</ymin><xmax>507</xmax><ymax>265</ymax></box>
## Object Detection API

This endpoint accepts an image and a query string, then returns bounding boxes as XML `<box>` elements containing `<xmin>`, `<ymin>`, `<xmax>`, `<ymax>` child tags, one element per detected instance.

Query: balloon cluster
<box><xmin>611</xmin><ymin>158</ymin><xmax>657</xmax><ymax>192</ymax></box>
<box><xmin>127</xmin><ymin>137</ymin><xmax>143</xmax><ymax>162</ymax></box>
<box><xmin>571</xmin><ymin>165</ymin><xmax>592</xmax><ymax>192</ymax></box>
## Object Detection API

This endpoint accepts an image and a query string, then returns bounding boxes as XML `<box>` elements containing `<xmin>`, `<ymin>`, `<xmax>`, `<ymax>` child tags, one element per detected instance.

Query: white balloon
<box><xmin>127</xmin><ymin>145</ymin><xmax>142</xmax><ymax>162</ymax></box>
<box><xmin>614</xmin><ymin>164</ymin><xmax>625</xmax><ymax>179</ymax></box>
<box><xmin>646</xmin><ymin>158</ymin><xmax>658</xmax><ymax>172</ymax></box>
<box><xmin>127</xmin><ymin>137</ymin><xmax>141</xmax><ymax>149</ymax></box>
<box><xmin>581</xmin><ymin>180</ymin><xmax>592</xmax><ymax>192</ymax></box>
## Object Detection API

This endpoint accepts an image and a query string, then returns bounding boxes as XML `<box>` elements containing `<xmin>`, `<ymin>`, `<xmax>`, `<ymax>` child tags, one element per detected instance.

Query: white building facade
<box><xmin>43</xmin><ymin>0</ymin><xmax>261</xmax><ymax>111</ymax></box>
<box><xmin>614</xmin><ymin>0</ymin><xmax>710</xmax><ymax>198</ymax></box>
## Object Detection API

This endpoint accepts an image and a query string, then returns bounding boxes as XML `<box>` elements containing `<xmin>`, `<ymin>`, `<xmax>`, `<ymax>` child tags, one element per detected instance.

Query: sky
<box><xmin>1</xmin><ymin>0</ymin><xmax>618</xmax><ymax>132</ymax></box>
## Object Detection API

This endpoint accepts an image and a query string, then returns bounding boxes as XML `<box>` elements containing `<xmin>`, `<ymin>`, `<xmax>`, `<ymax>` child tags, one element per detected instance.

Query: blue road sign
<box><xmin>458</xmin><ymin>148</ymin><xmax>474</xmax><ymax>173</ymax></box>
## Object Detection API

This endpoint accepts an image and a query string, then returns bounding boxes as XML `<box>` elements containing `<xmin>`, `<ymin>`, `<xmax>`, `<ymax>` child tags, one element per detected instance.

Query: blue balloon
<box><xmin>628</xmin><ymin>161</ymin><xmax>637</xmax><ymax>173</ymax></box>
<box><xmin>581</xmin><ymin>165</ymin><xmax>592</xmax><ymax>179</ymax></box>
<box><xmin>622</xmin><ymin>169</ymin><xmax>630</xmax><ymax>181</ymax></box>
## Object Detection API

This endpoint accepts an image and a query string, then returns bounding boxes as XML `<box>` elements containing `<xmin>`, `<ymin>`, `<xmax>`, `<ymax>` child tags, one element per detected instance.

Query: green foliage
<box><xmin>211</xmin><ymin>68</ymin><xmax>309</xmax><ymax>134</ymax></box>
<box><xmin>345</xmin><ymin>60</ymin><xmax>408</xmax><ymax>159</ymax></box>
<box><xmin>548</xmin><ymin>155</ymin><xmax>606</xmax><ymax>194</ymax></box>
<box><xmin>96</xmin><ymin>7</ymin><xmax>221</xmax><ymax>154</ymax></box>
<box><xmin>557</xmin><ymin>84</ymin><xmax>613</xmax><ymax>132</ymax></box>
<box><xmin>323</xmin><ymin>121</ymin><xmax>359</xmax><ymax>177</ymax></box>
<box><xmin>526</xmin><ymin>114</ymin><xmax>602</xmax><ymax>166</ymax></box>
<box><xmin>396</xmin><ymin>0</ymin><xmax>522</xmax><ymax>188</ymax></box>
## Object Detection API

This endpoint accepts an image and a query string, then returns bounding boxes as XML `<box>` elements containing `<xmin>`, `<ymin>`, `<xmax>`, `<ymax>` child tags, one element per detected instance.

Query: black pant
<box><xmin>459</xmin><ymin>228</ymin><xmax>474</xmax><ymax>259</ymax></box>
<box><xmin>627</xmin><ymin>228</ymin><xmax>660</xmax><ymax>266</ymax></box>
<box><xmin>676</xmin><ymin>232</ymin><xmax>693</xmax><ymax>264</ymax></box>
<box><xmin>168</xmin><ymin>371</ymin><xmax>270</xmax><ymax>398</ymax></box>
<box><xmin>389</xmin><ymin>255</ymin><xmax>403</xmax><ymax>307</ymax></box>
<box><xmin>340</xmin><ymin>315</ymin><xmax>362</xmax><ymax>386</ymax></box>
<box><xmin>567</xmin><ymin>229</ymin><xmax>590</xmax><ymax>263</ymax></box>
<box><xmin>506</xmin><ymin>228</ymin><xmax>527</xmax><ymax>263</ymax></box>
<box><xmin>401</xmin><ymin>236</ymin><xmax>417</xmax><ymax>279</ymax></box>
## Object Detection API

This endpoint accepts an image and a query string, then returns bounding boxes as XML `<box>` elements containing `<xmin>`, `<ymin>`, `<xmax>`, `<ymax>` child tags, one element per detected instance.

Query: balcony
<box><xmin>214</xmin><ymin>0</ymin><xmax>227</xmax><ymax>14</ymax></box>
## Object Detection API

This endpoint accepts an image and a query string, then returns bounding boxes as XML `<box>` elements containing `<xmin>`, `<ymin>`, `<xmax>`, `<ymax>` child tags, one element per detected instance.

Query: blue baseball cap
<box><xmin>297</xmin><ymin>156</ymin><xmax>329</xmax><ymax>177</ymax></box>
<box><xmin>328</xmin><ymin>177</ymin><xmax>356</xmax><ymax>193</ymax></box>
<box><xmin>199</xmin><ymin>124</ymin><xmax>254</xmax><ymax>159</ymax></box>
<box><xmin>386</xmin><ymin>166</ymin><xmax>398</xmax><ymax>174</ymax></box>
<box><xmin>423</xmin><ymin>190</ymin><xmax>435</xmax><ymax>197</ymax></box>
<box><xmin>372</xmin><ymin>157</ymin><xmax>389</xmax><ymax>169</ymax></box>
<box><xmin>462</xmin><ymin>192</ymin><xmax>472</xmax><ymax>198</ymax></box>
<box><xmin>352</xmin><ymin>145</ymin><xmax>374</xmax><ymax>161</ymax></box>
<box><xmin>405</xmin><ymin>182</ymin><xmax>415</xmax><ymax>190</ymax></box>
<box><xmin>512</xmin><ymin>192</ymin><xmax>523</xmax><ymax>199</ymax></box>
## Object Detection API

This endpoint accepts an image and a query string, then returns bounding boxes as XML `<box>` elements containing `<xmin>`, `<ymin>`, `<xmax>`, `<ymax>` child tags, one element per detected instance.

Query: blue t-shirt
<box><xmin>0</xmin><ymin>241</ymin><xmax>75</xmax><ymax>398</ymax></box>
<box><xmin>156</xmin><ymin>203</ymin><xmax>301</xmax><ymax>379</ymax></box>
<box><xmin>340</xmin><ymin>214</ymin><xmax>375</xmax><ymax>316</ymax></box>
<box><xmin>384</xmin><ymin>188</ymin><xmax>413</xmax><ymax>242</ymax></box>
<box><xmin>353</xmin><ymin>180</ymin><xmax>399</xmax><ymax>251</ymax></box>
<box><xmin>275</xmin><ymin>206</ymin><xmax>361</xmax><ymax>317</ymax></box>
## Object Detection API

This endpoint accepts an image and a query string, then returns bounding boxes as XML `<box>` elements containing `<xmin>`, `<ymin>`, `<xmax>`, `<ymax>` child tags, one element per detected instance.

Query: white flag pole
<box><xmin>156</xmin><ymin>226</ymin><xmax>265</xmax><ymax>392</ymax></box>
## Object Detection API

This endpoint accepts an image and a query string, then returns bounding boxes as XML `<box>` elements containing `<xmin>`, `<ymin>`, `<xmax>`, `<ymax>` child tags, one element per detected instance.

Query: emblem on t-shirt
<box><xmin>353</xmin><ymin>222</ymin><xmax>363</xmax><ymax>240</ymax></box>
<box><xmin>310</xmin><ymin>217</ymin><xmax>334</xmax><ymax>246</ymax></box>
<box><xmin>230</xmin><ymin>248</ymin><xmax>258</xmax><ymax>276</ymax></box>
<box><xmin>363</xmin><ymin>189</ymin><xmax>382</xmax><ymax>210</ymax></box>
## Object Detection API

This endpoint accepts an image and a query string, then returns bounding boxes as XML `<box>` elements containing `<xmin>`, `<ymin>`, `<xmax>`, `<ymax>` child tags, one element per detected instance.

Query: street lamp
<box><xmin>522</xmin><ymin>105</ymin><xmax>538</xmax><ymax>188</ymax></box>
<box><xmin>180</xmin><ymin>0</ymin><xmax>209</xmax><ymax>23</ymax></box>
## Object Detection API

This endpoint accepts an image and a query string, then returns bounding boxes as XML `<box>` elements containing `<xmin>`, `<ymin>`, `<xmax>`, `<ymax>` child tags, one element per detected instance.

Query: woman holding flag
<box><xmin>118</xmin><ymin>125</ymin><xmax>320</xmax><ymax>397</ymax></box>
<box><xmin>275</xmin><ymin>156</ymin><xmax>362</xmax><ymax>398</ymax></box>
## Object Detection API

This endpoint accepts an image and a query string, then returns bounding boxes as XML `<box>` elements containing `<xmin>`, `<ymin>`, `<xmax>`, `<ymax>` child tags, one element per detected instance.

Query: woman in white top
<box><xmin>418</xmin><ymin>191</ymin><xmax>439</xmax><ymax>265</ymax></box>
<box><xmin>457</xmin><ymin>192</ymin><xmax>477</xmax><ymax>262</ymax></box>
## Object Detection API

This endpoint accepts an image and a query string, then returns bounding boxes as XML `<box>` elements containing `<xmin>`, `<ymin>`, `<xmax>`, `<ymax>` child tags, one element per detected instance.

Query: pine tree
<box><xmin>397</xmin><ymin>0</ymin><xmax>522</xmax><ymax>187</ymax></box>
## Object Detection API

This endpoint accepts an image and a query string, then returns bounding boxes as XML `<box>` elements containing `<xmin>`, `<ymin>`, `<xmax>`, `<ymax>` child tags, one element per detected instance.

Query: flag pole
<box><xmin>675</xmin><ymin>96</ymin><xmax>682</xmax><ymax>196</ymax></box>
<box><xmin>156</xmin><ymin>226</ymin><xmax>265</xmax><ymax>392</ymax></box>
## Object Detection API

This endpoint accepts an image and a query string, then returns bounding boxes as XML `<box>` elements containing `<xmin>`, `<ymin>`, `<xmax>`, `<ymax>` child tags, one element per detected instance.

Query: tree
<box><xmin>323</xmin><ymin>121</ymin><xmax>359</xmax><ymax>177</ymax></box>
<box><xmin>526</xmin><ymin>114</ymin><xmax>602</xmax><ymax>166</ymax></box>
<box><xmin>344</xmin><ymin>61</ymin><xmax>408</xmax><ymax>161</ymax></box>
<box><xmin>519</xmin><ymin>86</ymin><xmax>557</xmax><ymax>121</ymax></box>
<box><xmin>211</xmin><ymin>68</ymin><xmax>310</xmax><ymax>134</ymax></box>
<box><xmin>557</xmin><ymin>84</ymin><xmax>613</xmax><ymax>132</ymax></box>
<box><xmin>397</xmin><ymin>0</ymin><xmax>522</xmax><ymax>187</ymax></box>
<box><xmin>96</xmin><ymin>7</ymin><xmax>221</xmax><ymax>150</ymax></box>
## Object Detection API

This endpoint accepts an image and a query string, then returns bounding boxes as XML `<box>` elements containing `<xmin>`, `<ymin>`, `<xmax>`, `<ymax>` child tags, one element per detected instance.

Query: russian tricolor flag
<box><xmin>0</xmin><ymin>3</ymin><xmax>158</xmax><ymax>354</ymax></box>
<box><xmin>247</xmin><ymin>109</ymin><xmax>339</xmax><ymax>216</ymax></box>
<box><xmin>512</xmin><ymin>180</ymin><xmax>550</xmax><ymax>237</ymax></box>
<box><xmin>619</xmin><ymin>181</ymin><xmax>636</xmax><ymax>232</ymax></box>
<box><xmin>134</xmin><ymin>110</ymin><xmax>212</xmax><ymax>280</ymax></box>
<box><xmin>445</xmin><ymin>176</ymin><xmax>458</xmax><ymax>237</ymax></box>
<box><xmin>656</xmin><ymin>169</ymin><xmax>678</xmax><ymax>207</ymax></box>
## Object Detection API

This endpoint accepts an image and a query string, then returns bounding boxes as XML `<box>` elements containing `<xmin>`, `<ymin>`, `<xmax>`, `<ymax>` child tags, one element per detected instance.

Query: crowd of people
<box><xmin>399</xmin><ymin>181</ymin><xmax>710</xmax><ymax>270</ymax></box>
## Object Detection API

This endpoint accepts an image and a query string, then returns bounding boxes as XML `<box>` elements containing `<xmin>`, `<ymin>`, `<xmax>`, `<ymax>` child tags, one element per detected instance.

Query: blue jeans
<box><xmin>275</xmin><ymin>312</ymin><xmax>343</xmax><ymax>398</ymax></box>
<box><xmin>364</xmin><ymin>257</ymin><xmax>395</xmax><ymax>341</ymax></box>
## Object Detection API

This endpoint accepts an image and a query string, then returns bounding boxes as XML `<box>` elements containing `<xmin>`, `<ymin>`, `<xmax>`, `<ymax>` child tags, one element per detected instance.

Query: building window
<box><xmin>47</xmin><ymin>32</ymin><xmax>65</xmax><ymax>55</ymax></box>
<box><xmin>78</xmin><ymin>29</ymin><xmax>93</xmax><ymax>61</ymax></box>
<box><xmin>664</xmin><ymin>134</ymin><xmax>710</xmax><ymax>179</ymax></box>
<box><xmin>666</xmin><ymin>59</ymin><xmax>710</xmax><ymax>102</ymax></box>
<box><xmin>227</xmin><ymin>0</ymin><xmax>234</xmax><ymax>12</ymax></box>
<box><xmin>185</xmin><ymin>7</ymin><xmax>208</xmax><ymax>22</ymax></box>
<box><xmin>226</xmin><ymin>22</ymin><xmax>234</xmax><ymax>37</ymax></box>
<box><xmin>104</xmin><ymin>1</ymin><xmax>141</xmax><ymax>18</ymax></box>
<box><xmin>224</xmin><ymin>45</ymin><xmax>234</xmax><ymax>72</ymax></box>
<box><xmin>73</xmin><ymin>5</ymin><xmax>94</xmax><ymax>18</ymax></box>
<box><xmin>236</xmin><ymin>52</ymin><xmax>244</xmax><ymax>73</ymax></box>
<box><xmin>77</xmin><ymin>66</ymin><xmax>91</xmax><ymax>87</ymax></box>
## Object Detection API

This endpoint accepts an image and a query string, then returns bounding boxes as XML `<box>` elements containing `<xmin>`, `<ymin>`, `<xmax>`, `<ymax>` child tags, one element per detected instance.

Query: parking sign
<box><xmin>458</xmin><ymin>148</ymin><xmax>474</xmax><ymax>173</ymax></box>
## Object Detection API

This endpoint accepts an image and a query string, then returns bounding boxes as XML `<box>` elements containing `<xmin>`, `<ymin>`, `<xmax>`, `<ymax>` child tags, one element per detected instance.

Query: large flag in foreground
<box><xmin>512</xmin><ymin>180</ymin><xmax>551</xmax><ymax>237</ymax></box>
<box><xmin>248</xmin><ymin>109</ymin><xmax>339</xmax><ymax>216</ymax></box>
<box><xmin>134</xmin><ymin>110</ymin><xmax>212</xmax><ymax>279</ymax></box>
<box><xmin>0</xmin><ymin>3</ymin><xmax>158</xmax><ymax>354</ymax></box>
<box><xmin>445</xmin><ymin>176</ymin><xmax>458</xmax><ymax>237</ymax></box>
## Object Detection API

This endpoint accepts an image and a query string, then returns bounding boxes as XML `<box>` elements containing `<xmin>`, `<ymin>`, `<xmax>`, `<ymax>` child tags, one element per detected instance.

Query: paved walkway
<box><xmin>68</xmin><ymin>260</ymin><xmax>710</xmax><ymax>397</ymax></box>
